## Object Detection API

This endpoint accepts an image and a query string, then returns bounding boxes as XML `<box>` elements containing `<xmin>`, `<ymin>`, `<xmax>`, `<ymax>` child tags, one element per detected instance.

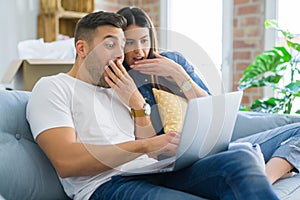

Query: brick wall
<box><xmin>233</xmin><ymin>0</ymin><xmax>266</xmax><ymax>107</ymax></box>
<box><xmin>94</xmin><ymin>0</ymin><xmax>160</xmax><ymax>28</ymax></box>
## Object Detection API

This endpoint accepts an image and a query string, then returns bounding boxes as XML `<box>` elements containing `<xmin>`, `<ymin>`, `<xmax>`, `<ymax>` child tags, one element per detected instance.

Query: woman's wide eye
<box><xmin>141</xmin><ymin>39</ymin><xmax>148</xmax><ymax>44</ymax></box>
<box><xmin>126</xmin><ymin>40</ymin><xmax>134</xmax><ymax>46</ymax></box>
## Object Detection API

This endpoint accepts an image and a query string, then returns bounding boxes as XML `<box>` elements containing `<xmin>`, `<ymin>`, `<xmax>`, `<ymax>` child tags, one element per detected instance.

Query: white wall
<box><xmin>0</xmin><ymin>0</ymin><xmax>39</xmax><ymax>83</ymax></box>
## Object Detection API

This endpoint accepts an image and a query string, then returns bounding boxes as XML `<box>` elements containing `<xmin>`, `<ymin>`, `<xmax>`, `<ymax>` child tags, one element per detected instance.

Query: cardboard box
<box><xmin>2</xmin><ymin>59</ymin><xmax>74</xmax><ymax>91</ymax></box>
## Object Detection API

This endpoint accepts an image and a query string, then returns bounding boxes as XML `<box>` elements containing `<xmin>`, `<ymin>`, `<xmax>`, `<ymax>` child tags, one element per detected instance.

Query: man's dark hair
<box><xmin>74</xmin><ymin>11</ymin><xmax>127</xmax><ymax>45</ymax></box>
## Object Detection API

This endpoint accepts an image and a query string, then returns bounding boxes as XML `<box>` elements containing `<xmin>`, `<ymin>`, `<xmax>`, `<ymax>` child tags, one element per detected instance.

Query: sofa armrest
<box><xmin>231</xmin><ymin>111</ymin><xmax>300</xmax><ymax>141</ymax></box>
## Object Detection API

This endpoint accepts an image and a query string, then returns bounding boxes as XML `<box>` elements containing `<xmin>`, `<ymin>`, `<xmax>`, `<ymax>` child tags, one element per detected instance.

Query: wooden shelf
<box><xmin>37</xmin><ymin>0</ymin><xmax>93</xmax><ymax>42</ymax></box>
<box><xmin>59</xmin><ymin>10</ymin><xmax>88</xmax><ymax>19</ymax></box>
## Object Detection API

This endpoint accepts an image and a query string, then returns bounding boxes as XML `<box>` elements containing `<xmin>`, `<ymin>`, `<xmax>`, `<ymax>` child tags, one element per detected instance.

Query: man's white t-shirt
<box><xmin>26</xmin><ymin>73</ymin><xmax>156</xmax><ymax>200</ymax></box>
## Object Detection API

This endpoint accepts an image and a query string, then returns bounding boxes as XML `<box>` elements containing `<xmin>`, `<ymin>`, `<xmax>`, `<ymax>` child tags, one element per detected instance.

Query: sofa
<box><xmin>1</xmin><ymin>89</ymin><xmax>300</xmax><ymax>200</ymax></box>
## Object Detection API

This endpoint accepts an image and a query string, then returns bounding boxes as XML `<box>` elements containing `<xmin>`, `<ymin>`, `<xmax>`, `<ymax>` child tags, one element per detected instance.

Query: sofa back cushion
<box><xmin>232</xmin><ymin>111</ymin><xmax>300</xmax><ymax>141</ymax></box>
<box><xmin>0</xmin><ymin>90</ymin><xmax>69</xmax><ymax>200</ymax></box>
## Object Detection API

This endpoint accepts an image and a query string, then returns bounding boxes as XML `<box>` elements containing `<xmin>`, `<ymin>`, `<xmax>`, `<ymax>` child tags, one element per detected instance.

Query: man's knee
<box><xmin>226</xmin><ymin>148</ymin><xmax>264</xmax><ymax>173</ymax></box>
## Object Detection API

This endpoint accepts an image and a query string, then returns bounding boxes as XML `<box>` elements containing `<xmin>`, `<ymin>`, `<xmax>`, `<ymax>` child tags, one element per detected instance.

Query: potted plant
<box><xmin>238</xmin><ymin>19</ymin><xmax>300</xmax><ymax>114</ymax></box>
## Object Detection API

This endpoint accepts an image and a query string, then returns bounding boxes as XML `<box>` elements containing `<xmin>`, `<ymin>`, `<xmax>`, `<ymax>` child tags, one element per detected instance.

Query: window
<box><xmin>161</xmin><ymin>0</ymin><xmax>232</xmax><ymax>94</ymax></box>
<box><xmin>277</xmin><ymin>0</ymin><xmax>300</xmax><ymax>82</ymax></box>
<box><xmin>168</xmin><ymin>0</ymin><xmax>222</xmax><ymax>69</ymax></box>
<box><xmin>265</xmin><ymin>0</ymin><xmax>300</xmax><ymax>113</ymax></box>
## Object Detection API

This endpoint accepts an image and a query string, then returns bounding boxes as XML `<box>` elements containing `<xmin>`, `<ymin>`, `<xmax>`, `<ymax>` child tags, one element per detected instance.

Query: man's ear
<box><xmin>75</xmin><ymin>40</ymin><xmax>87</xmax><ymax>58</ymax></box>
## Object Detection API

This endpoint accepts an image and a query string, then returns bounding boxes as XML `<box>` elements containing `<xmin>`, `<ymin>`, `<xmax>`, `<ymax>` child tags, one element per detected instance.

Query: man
<box><xmin>27</xmin><ymin>11</ymin><xmax>279</xmax><ymax>200</ymax></box>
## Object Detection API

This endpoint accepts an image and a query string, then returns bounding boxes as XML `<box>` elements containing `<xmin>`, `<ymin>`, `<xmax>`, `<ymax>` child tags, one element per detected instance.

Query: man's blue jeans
<box><xmin>89</xmin><ymin>148</ymin><xmax>278</xmax><ymax>200</ymax></box>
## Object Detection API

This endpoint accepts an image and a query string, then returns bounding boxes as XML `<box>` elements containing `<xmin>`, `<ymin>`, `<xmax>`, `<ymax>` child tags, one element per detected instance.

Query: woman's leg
<box><xmin>266</xmin><ymin>157</ymin><xmax>293</xmax><ymax>184</ymax></box>
<box><xmin>234</xmin><ymin>122</ymin><xmax>300</xmax><ymax>183</ymax></box>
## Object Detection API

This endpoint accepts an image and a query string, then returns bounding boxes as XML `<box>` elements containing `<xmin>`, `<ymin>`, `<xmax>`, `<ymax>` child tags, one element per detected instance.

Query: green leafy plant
<box><xmin>238</xmin><ymin>19</ymin><xmax>300</xmax><ymax>114</ymax></box>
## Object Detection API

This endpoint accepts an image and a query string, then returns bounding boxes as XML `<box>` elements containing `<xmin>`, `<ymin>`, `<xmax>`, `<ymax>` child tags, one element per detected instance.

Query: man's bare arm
<box><xmin>134</xmin><ymin>116</ymin><xmax>156</xmax><ymax>139</ymax></box>
<box><xmin>36</xmin><ymin>127</ymin><xmax>178</xmax><ymax>178</ymax></box>
<box><xmin>104</xmin><ymin>60</ymin><xmax>156</xmax><ymax>139</ymax></box>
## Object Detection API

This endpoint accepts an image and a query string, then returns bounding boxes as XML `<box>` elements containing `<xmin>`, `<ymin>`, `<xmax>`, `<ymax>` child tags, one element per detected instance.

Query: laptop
<box><xmin>122</xmin><ymin>91</ymin><xmax>243</xmax><ymax>176</ymax></box>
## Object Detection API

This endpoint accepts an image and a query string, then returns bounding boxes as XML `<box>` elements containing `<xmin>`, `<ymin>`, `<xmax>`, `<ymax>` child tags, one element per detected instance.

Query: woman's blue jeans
<box><xmin>235</xmin><ymin>122</ymin><xmax>300</xmax><ymax>171</ymax></box>
<box><xmin>89</xmin><ymin>148</ymin><xmax>278</xmax><ymax>200</ymax></box>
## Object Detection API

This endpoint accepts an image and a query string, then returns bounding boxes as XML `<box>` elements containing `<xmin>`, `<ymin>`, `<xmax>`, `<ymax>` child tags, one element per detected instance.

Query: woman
<box><xmin>117</xmin><ymin>6</ymin><xmax>300</xmax><ymax>185</ymax></box>
<box><xmin>118</xmin><ymin>7</ymin><xmax>211</xmax><ymax>135</ymax></box>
